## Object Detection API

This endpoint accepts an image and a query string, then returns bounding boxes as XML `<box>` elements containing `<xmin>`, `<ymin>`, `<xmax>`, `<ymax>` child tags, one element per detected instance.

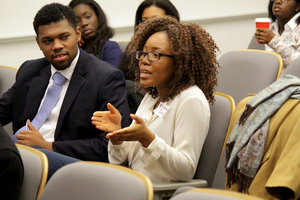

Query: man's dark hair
<box><xmin>33</xmin><ymin>3</ymin><xmax>77</xmax><ymax>36</ymax></box>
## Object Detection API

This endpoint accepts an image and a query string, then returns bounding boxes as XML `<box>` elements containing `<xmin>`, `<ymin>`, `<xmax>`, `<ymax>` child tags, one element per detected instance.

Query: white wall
<box><xmin>0</xmin><ymin>0</ymin><xmax>269</xmax><ymax>68</ymax></box>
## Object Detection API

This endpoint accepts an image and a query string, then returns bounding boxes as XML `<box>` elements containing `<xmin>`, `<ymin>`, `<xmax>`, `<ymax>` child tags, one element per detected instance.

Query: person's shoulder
<box><xmin>79</xmin><ymin>48</ymin><xmax>121</xmax><ymax>72</ymax></box>
<box><xmin>174</xmin><ymin>86</ymin><xmax>208</xmax><ymax>106</ymax></box>
<box><xmin>180</xmin><ymin>86</ymin><xmax>205</xmax><ymax>98</ymax></box>
<box><xmin>82</xmin><ymin>49</ymin><xmax>110</xmax><ymax>66</ymax></box>
<box><xmin>86</xmin><ymin>53</ymin><xmax>123</xmax><ymax>72</ymax></box>
<box><xmin>18</xmin><ymin>57</ymin><xmax>49</xmax><ymax>73</ymax></box>
<box><xmin>104</xmin><ymin>40</ymin><xmax>119</xmax><ymax>47</ymax></box>
<box><xmin>21</xmin><ymin>57</ymin><xmax>49</xmax><ymax>66</ymax></box>
<box><xmin>103</xmin><ymin>40</ymin><xmax>122</xmax><ymax>52</ymax></box>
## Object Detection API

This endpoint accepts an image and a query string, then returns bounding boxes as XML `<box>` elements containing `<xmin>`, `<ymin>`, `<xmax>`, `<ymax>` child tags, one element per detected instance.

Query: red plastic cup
<box><xmin>255</xmin><ymin>18</ymin><xmax>271</xmax><ymax>44</ymax></box>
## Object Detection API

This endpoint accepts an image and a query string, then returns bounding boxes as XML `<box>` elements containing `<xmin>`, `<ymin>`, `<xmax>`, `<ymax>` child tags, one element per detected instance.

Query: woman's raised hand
<box><xmin>106</xmin><ymin>114</ymin><xmax>155</xmax><ymax>147</ymax></box>
<box><xmin>91</xmin><ymin>103</ymin><xmax>122</xmax><ymax>133</ymax></box>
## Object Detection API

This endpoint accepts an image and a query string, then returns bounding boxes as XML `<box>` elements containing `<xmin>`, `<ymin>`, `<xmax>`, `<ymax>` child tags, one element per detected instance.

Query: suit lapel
<box><xmin>55</xmin><ymin>49</ymin><xmax>87</xmax><ymax>135</ymax></box>
<box><xmin>23</xmin><ymin>67</ymin><xmax>51</xmax><ymax>120</ymax></box>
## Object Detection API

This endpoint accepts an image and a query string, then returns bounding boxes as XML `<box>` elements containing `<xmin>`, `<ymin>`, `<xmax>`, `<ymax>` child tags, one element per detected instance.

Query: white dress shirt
<box><xmin>108</xmin><ymin>85</ymin><xmax>210</xmax><ymax>183</ymax></box>
<box><xmin>266</xmin><ymin>12</ymin><xmax>300</xmax><ymax>68</ymax></box>
<box><xmin>38</xmin><ymin>50</ymin><xmax>80</xmax><ymax>142</ymax></box>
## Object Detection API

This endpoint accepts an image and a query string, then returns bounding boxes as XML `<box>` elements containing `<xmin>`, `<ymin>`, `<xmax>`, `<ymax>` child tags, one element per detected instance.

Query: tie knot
<box><xmin>53</xmin><ymin>73</ymin><xmax>67</xmax><ymax>86</ymax></box>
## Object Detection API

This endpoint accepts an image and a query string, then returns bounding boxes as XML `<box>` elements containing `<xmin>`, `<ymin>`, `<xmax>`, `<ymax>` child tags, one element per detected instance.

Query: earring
<box><xmin>150</xmin><ymin>86</ymin><xmax>156</xmax><ymax>98</ymax></box>
<box><xmin>151</xmin><ymin>86</ymin><xmax>155</xmax><ymax>93</ymax></box>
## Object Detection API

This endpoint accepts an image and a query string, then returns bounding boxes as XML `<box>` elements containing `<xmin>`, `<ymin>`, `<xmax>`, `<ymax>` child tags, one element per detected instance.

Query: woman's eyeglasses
<box><xmin>135</xmin><ymin>51</ymin><xmax>174</xmax><ymax>62</ymax></box>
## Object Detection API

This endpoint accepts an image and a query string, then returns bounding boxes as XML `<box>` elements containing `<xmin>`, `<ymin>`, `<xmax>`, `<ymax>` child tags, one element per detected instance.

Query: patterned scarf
<box><xmin>226</xmin><ymin>74</ymin><xmax>300</xmax><ymax>192</ymax></box>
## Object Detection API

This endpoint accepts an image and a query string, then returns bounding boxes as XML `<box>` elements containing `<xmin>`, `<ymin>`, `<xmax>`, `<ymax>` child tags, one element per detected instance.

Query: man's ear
<box><xmin>76</xmin><ymin>26</ymin><xmax>81</xmax><ymax>43</ymax></box>
<box><xmin>36</xmin><ymin>36</ymin><xmax>42</xmax><ymax>50</ymax></box>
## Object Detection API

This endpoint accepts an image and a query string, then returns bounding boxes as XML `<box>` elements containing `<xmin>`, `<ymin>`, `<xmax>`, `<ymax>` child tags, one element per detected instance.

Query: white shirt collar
<box><xmin>50</xmin><ymin>49</ymin><xmax>80</xmax><ymax>80</ymax></box>
<box><xmin>286</xmin><ymin>12</ymin><xmax>300</xmax><ymax>30</ymax></box>
<box><xmin>272</xmin><ymin>12</ymin><xmax>300</xmax><ymax>31</ymax></box>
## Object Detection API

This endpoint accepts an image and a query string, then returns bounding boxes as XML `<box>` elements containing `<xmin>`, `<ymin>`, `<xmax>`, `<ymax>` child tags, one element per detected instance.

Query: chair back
<box><xmin>0</xmin><ymin>65</ymin><xmax>17</xmax><ymax>136</ymax></box>
<box><xmin>283</xmin><ymin>56</ymin><xmax>300</xmax><ymax>78</ymax></box>
<box><xmin>0</xmin><ymin>65</ymin><xmax>17</xmax><ymax>96</ymax></box>
<box><xmin>247</xmin><ymin>35</ymin><xmax>265</xmax><ymax>50</ymax></box>
<box><xmin>153</xmin><ymin>92</ymin><xmax>234</xmax><ymax>200</ymax></box>
<box><xmin>170</xmin><ymin>188</ymin><xmax>265</xmax><ymax>200</ymax></box>
<box><xmin>39</xmin><ymin>161</ymin><xmax>153</xmax><ymax>200</ymax></box>
<box><xmin>216</xmin><ymin>49</ymin><xmax>283</xmax><ymax>105</ymax></box>
<box><xmin>16</xmin><ymin>144</ymin><xmax>48</xmax><ymax>200</ymax></box>
<box><xmin>193</xmin><ymin>92</ymin><xmax>235</xmax><ymax>187</ymax></box>
<box><xmin>211</xmin><ymin>145</ymin><xmax>227</xmax><ymax>189</ymax></box>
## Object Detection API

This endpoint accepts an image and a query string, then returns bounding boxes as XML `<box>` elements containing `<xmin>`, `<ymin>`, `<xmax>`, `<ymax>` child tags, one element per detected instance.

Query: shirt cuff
<box><xmin>108</xmin><ymin>140</ymin><xmax>126</xmax><ymax>152</ymax></box>
<box><xmin>140</xmin><ymin>135</ymin><xmax>166</xmax><ymax>165</ymax></box>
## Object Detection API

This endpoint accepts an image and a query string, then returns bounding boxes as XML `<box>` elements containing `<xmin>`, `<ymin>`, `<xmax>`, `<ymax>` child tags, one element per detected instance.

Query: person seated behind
<box><xmin>92</xmin><ymin>16</ymin><xmax>220</xmax><ymax>182</ymax></box>
<box><xmin>118</xmin><ymin>0</ymin><xmax>180</xmax><ymax>81</ymax></box>
<box><xmin>255</xmin><ymin>0</ymin><xmax>300</xmax><ymax>68</ymax></box>
<box><xmin>0</xmin><ymin>3</ymin><xmax>130</xmax><ymax>180</ymax></box>
<box><xmin>69</xmin><ymin>0</ymin><xmax>122</xmax><ymax>67</ymax></box>
<box><xmin>118</xmin><ymin>0</ymin><xmax>180</xmax><ymax>115</ymax></box>
<box><xmin>0</xmin><ymin>124</ymin><xmax>23</xmax><ymax>200</ymax></box>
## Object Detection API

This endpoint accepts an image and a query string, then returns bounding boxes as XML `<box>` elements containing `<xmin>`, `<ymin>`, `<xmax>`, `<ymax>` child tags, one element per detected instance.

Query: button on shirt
<box><xmin>38</xmin><ymin>50</ymin><xmax>80</xmax><ymax>142</ymax></box>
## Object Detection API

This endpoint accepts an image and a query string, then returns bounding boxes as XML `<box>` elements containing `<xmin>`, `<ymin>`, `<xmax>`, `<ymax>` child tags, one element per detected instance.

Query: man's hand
<box><xmin>16</xmin><ymin>120</ymin><xmax>53</xmax><ymax>150</ymax></box>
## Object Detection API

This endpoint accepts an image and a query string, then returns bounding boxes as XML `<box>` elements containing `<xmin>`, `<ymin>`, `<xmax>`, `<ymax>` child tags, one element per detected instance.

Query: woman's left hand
<box><xmin>106</xmin><ymin>114</ymin><xmax>155</xmax><ymax>147</ymax></box>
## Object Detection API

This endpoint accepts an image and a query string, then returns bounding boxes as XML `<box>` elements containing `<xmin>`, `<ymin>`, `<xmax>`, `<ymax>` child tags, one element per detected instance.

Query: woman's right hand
<box><xmin>91</xmin><ymin>103</ymin><xmax>122</xmax><ymax>133</ymax></box>
<box><xmin>255</xmin><ymin>28</ymin><xmax>275</xmax><ymax>44</ymax></box>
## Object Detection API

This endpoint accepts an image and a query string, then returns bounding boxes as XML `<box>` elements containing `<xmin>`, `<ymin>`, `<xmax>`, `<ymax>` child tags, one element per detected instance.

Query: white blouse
<box><xmin>108</xmin><ymin>85</ymin><xmax>210</xmax><ymax>183</ymax></box>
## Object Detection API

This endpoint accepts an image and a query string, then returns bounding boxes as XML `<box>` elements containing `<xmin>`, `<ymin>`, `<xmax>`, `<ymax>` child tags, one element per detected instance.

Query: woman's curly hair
<box><xmin>127</xmin><ymin>16</ymin><xmax>219</xmax><ymax>103</ymax></box>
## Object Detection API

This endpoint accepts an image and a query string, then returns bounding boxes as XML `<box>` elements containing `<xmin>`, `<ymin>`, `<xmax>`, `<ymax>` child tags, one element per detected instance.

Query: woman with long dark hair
<box><xmin>69</xmin><ymin>0</ymin><xmax>122</xmax><ymax>67</ymax></box>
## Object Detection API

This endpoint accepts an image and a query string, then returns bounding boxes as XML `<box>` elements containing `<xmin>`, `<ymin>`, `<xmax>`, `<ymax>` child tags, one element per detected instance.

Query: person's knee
<box><xmin>36</xmin><ymin>148</ymin><xmax>80</xmax><ymax>181</ymax></box>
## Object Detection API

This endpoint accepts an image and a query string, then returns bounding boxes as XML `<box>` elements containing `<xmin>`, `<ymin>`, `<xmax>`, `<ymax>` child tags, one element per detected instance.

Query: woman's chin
<box><xmin>140</xmin><ymin>81</ymin><xmax>153</xmax><ymax>88</ymax></box>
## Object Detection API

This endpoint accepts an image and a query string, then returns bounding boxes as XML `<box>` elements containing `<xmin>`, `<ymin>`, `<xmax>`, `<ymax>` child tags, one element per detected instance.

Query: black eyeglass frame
<box><xmin>135</xmin><ymin>51</ymin><xmax>174</xmax><ymax>62</ymax></box>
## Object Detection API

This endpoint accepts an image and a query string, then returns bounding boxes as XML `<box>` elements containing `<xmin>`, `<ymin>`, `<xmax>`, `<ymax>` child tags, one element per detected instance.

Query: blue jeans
<box><xmin>36</xmin><ymin>148</ymin><xmax>80</xmax><ymax>181</ymax></box>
